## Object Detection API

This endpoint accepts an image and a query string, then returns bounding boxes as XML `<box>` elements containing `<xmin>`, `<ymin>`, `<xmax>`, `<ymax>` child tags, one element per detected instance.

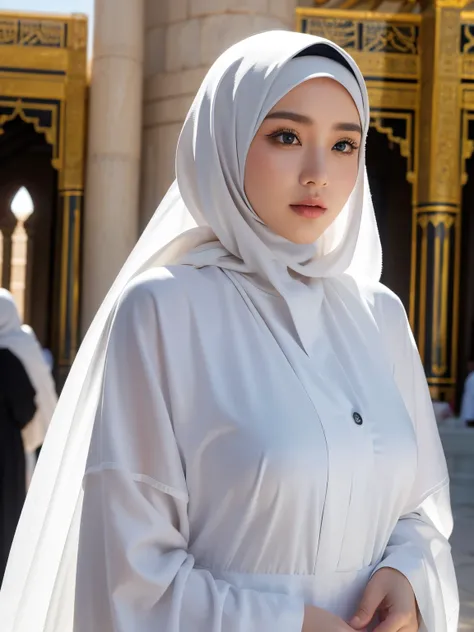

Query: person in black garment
<box><xmin>0</xmin><ymin>291</ymin><xmax>58</xmax><ymax>535</ymax></box>
<box><xmin>0</xmin><ymin>345</ymin><xmax>36</xmax><ymax>584</ymax></box>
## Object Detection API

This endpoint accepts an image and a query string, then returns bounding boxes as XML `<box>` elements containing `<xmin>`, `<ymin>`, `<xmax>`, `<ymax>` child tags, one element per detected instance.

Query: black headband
<box><xmin>294</xmin><ymin>43</ymin><xmax>358</xmax><ymax>80</ymax></box>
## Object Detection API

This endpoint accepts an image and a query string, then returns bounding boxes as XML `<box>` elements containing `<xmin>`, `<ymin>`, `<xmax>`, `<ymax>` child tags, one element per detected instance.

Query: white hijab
<box><xmin>0</xmin><ymin>31</ymin><xmax>381</xmax><ymax>630</ymax></box>
<box><xmin>0</xmin><ymin>289</ymin><xmax>57</xmax><ymax>453</ymax></box>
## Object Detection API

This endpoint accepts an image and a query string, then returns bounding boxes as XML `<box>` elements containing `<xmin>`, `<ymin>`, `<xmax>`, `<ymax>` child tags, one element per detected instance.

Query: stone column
<box><xmin>140</xmin><ymin>0</ymin><xmax>298</xmax><ymax>229</ymax></box>
<box><xmin>411</xmin><ymin>1</ymin><xmax>462</xmax><ymax>402</ymax></box>
<box><xmin>82</xmin><ymin>0</ymin><xmax>144</xmax><ymax>332</ymax></box>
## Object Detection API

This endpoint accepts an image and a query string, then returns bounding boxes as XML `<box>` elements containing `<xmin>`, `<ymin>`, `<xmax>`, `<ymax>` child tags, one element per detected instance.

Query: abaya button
<box><xmin>353</xmin><ymin>412</ymin><xmax>363</xmax><ymax>425</ymax></box>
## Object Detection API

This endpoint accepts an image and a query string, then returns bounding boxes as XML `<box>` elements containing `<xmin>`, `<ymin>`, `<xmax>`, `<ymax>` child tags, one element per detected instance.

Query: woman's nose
<box><xmin>299</xmin><ymin>151</ymin><xmax>328</xmax><ymax>187</ymax></box>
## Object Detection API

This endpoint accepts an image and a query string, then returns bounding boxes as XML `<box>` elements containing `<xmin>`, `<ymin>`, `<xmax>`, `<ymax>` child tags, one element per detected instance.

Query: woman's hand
<box><xmin>303</xmin><ymin>605</ymin><xmax>356</xmax><ymax>632</ymax></box>
<box><xmin>350</xmin><ymin>568</ymin><xmax>419</xmax><ymax>632</ymax></box>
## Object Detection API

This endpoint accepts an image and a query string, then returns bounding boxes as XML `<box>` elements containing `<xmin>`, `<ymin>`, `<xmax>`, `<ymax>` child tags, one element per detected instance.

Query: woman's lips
<box><xmin>290</xmin><ymin>204</ymin><xmax>327</xmax><ymax>219</ymax></box>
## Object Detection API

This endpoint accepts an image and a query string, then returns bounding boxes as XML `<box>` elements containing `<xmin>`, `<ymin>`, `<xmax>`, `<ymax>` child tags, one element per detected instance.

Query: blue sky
<box><xmin>0</xmin><ymin>0</ymin><xmax>94</xmax><ymax>54</ymax></box>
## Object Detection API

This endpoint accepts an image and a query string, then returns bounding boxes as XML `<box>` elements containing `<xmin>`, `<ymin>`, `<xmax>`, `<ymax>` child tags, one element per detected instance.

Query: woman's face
<box><xmin>244</xmin><ymin>77</ymin><xmax>362</xmax><ymax>245</ymax></box>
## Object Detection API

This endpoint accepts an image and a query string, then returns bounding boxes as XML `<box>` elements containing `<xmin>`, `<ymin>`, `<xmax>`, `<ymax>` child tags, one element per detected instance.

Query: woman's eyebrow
<box><xmin>264</xmin><ymin>110</ymin><xmax>312</xmax><ymax>125</ymax></box>
<box><xmin>264</xmin><ymin>111</ymin><xmax>362</xmax><ymax>135</ymax></box>
<box><xmin>334</xmin><ymin>122</ymin><xmax>362</xmax><ymax>134</ymax></box>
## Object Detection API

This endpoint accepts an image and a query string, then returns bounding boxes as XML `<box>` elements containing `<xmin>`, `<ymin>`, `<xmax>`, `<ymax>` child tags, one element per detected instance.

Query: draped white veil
<box><xmin>0</xmin><ymin>31</ymin><xmax>381</xmax><ymax>631</ymax></box>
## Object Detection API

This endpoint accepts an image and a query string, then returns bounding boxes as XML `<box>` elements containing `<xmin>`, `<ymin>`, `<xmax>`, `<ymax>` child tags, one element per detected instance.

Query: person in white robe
<box><xmin>460</xmin><ymin>359</ymin><xmax>474</xmax><ymax>427</ymax></box>
<box><xmin>0</xmin><ymin>289</ymin><xmax>58</xmax><ymax>456</ymax></box>
<box><xmin>0</xmin><ymin>31</ymin><xmax>458</xmax><ymax>632</ymax></box>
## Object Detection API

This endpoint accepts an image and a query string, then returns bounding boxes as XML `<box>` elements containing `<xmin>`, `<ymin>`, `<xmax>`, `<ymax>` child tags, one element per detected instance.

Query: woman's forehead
<box><xmin>269</xmin><ymin>77</ymin><xmax>361</xmax><ymax>119</ymax></box>
<box><xmin>238</xmin><ymin>56</ymin><xmax>367</xmax><ymax>133</ymax></box>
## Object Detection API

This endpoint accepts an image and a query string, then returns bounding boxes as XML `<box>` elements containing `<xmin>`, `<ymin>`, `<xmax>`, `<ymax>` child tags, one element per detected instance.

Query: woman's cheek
<box><xmin>262</xmin><ymin>153</ymin><xmax>287</xmax><ymax>187</ymax></box>
<box><xmin>271</xmin><ymin>152</ymin><xmax>299</xmax><ymax>184</ymax></box>
<box><xmin>330</xmin><ymin>159</ymin><xmax>358</xmax><ymax>192</ymax></box>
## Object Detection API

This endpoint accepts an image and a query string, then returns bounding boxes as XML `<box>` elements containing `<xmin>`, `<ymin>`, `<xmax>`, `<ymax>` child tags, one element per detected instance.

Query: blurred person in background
<box><xmin>460</xmin><ymin>359</ymin><xmax>474</xmax><ymax>427</ymax></box>
<box><xmin>432</xmin><ymin>399</ymin><xmax>454</xmax><ymax>425</ymax></box>
<box><xmin>0</xmin><ymin>289</ymin><xmax>57</xmax><ymax>583</ymax></box>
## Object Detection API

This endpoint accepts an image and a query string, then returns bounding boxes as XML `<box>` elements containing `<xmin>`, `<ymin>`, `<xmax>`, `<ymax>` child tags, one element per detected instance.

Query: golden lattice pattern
<box><xmin>0</xmin><ymin>17</ymin><xmax>66</xmax><ymax>47</ymax></box>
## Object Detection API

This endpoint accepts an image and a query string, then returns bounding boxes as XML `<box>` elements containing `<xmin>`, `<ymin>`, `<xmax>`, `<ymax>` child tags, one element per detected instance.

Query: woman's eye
<box><xmin>274</xmin><ymin>131</ymin><xmax>299</xmax><ymax>145</ymax></box>
<box><xmin>333</xmin><ymin>140</ymin><xmax>357</xmax><ymax>154</ymax></box>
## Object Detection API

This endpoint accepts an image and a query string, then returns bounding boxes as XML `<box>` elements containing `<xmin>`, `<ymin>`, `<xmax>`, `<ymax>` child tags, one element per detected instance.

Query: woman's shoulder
<box><xmin>355</xmin><ymin>280</ymin><xmax>416</xmax><ymax>373</ymax></box>
<box><xmin>114</xmin><ymin>264</ymin><xmax>229</xmax><ymax>331</ymax></box>
<box><xmin>120</xmin><ymin>265</ymin><xmax>225</xmax><ymax>306</ymax></box>
<box><xmin>357</xmin><ymin>279</ymin><xmax>409</xmax><ymax>333</ymax></box>
<box><xmin>122</xmin><ymin>265</ymin><xmax>197</xmax><ymax>300</ymax></box>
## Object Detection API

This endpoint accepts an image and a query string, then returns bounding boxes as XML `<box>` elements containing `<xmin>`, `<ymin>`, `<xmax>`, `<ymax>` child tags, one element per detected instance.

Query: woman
<box><xmin>0</xmin><ymin>31</ymin><xmax>458</xmax><ymax>632</ymax></box>
<box><xmin>0</xmin><ymin>290</ymin><xmax>56</xmax><ymax>582</ymax></box>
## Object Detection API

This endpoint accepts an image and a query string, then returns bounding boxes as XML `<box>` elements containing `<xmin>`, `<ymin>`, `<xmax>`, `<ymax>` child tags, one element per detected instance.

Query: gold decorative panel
<box><xmin>461</xmin><ymin>13</ymin><xmax>474</xmax><ymax>78</ymax></box>
<box><xmin>369</xmin><ymin>111</ymin><xmax>415</xmax><ymax>184</ymax></box>
<box><xmin>366</xmin><ymin>81</ymin><xmax>418</xmax><ymax>109</ymax></box>
<box><xmin>461</xmin><ymin>104</ymin><xmax>474</xmax><ymax>184</ymax></box>
<box><xmin>297</xmin><ymin>8</ymin><xmax>421</xmax><ymax>79</ymax></box>
<box><xmin>0</xmin><ymin>16</ymin><xmax>66</xmax><ymax>47</ymax></box>
<box><xmin>362</xmin><ymin>22</ymin><xmax>418</xmax><ymax>53</ymax></box>
<box><xmin>461</xmin><ymin>17</ymin><xmax>474</xmax><ymax>185</ymax></box>
<box><xmin>0</xmin><ymin>99</ymin><xmax>61</xmax><ymax>167</ymax></box>
<box><xmin>0</xmin><ymin>11</ymin><xmax>87</xmax><ymax>381</ymax></box>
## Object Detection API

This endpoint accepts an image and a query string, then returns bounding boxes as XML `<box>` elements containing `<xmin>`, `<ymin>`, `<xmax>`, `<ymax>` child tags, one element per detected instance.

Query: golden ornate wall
<box><xmin>0</xmin><ymin>11</ymin><xmax>87</xmax><ymax>380</ymax></box>
<box><xmin>298</xmin><ymin>3</ymin><xmax>473</xmax><ymax>401</ymax></box>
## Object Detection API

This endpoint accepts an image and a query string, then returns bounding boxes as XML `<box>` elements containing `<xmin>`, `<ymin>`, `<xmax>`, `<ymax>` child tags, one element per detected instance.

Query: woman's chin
<box><xmin>264</xmin><ymin>215</ymin><xmax>327</xmax><ymax>245</ymax></box>
<box><xmin>280</xmin><ymin>227</ymin><xmax>322</xmax><ymax>245</ymax></box>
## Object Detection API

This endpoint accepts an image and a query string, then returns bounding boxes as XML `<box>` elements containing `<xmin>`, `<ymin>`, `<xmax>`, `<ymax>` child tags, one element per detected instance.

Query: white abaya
<box><xmin>76</xmin><ymin>265</ymin><xmax>457</xmax><ymax>632</ymax></box>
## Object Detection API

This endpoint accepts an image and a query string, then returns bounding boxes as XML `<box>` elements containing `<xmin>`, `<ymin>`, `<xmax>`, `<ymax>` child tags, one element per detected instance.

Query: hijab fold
<box><xmin>0</xmin><ymin>31</ymin><xmax>381</xmax><ymax>631</ymax></box>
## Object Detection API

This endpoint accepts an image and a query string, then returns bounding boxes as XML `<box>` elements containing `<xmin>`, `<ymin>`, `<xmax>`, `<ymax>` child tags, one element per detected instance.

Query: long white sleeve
<box><xmin>74</xmin><ymin>276</ymin><xmax>305</xmax><ymax>632</ymax></box>
<box><xmin>374</xmin><ymin>490</ymin><xmax>458</xmax><ymax>632</ymax></box>
<box><xmin>373</xmin><ymin>293</ymin><xmax>459</xmax><ymax>632</ymax></box>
